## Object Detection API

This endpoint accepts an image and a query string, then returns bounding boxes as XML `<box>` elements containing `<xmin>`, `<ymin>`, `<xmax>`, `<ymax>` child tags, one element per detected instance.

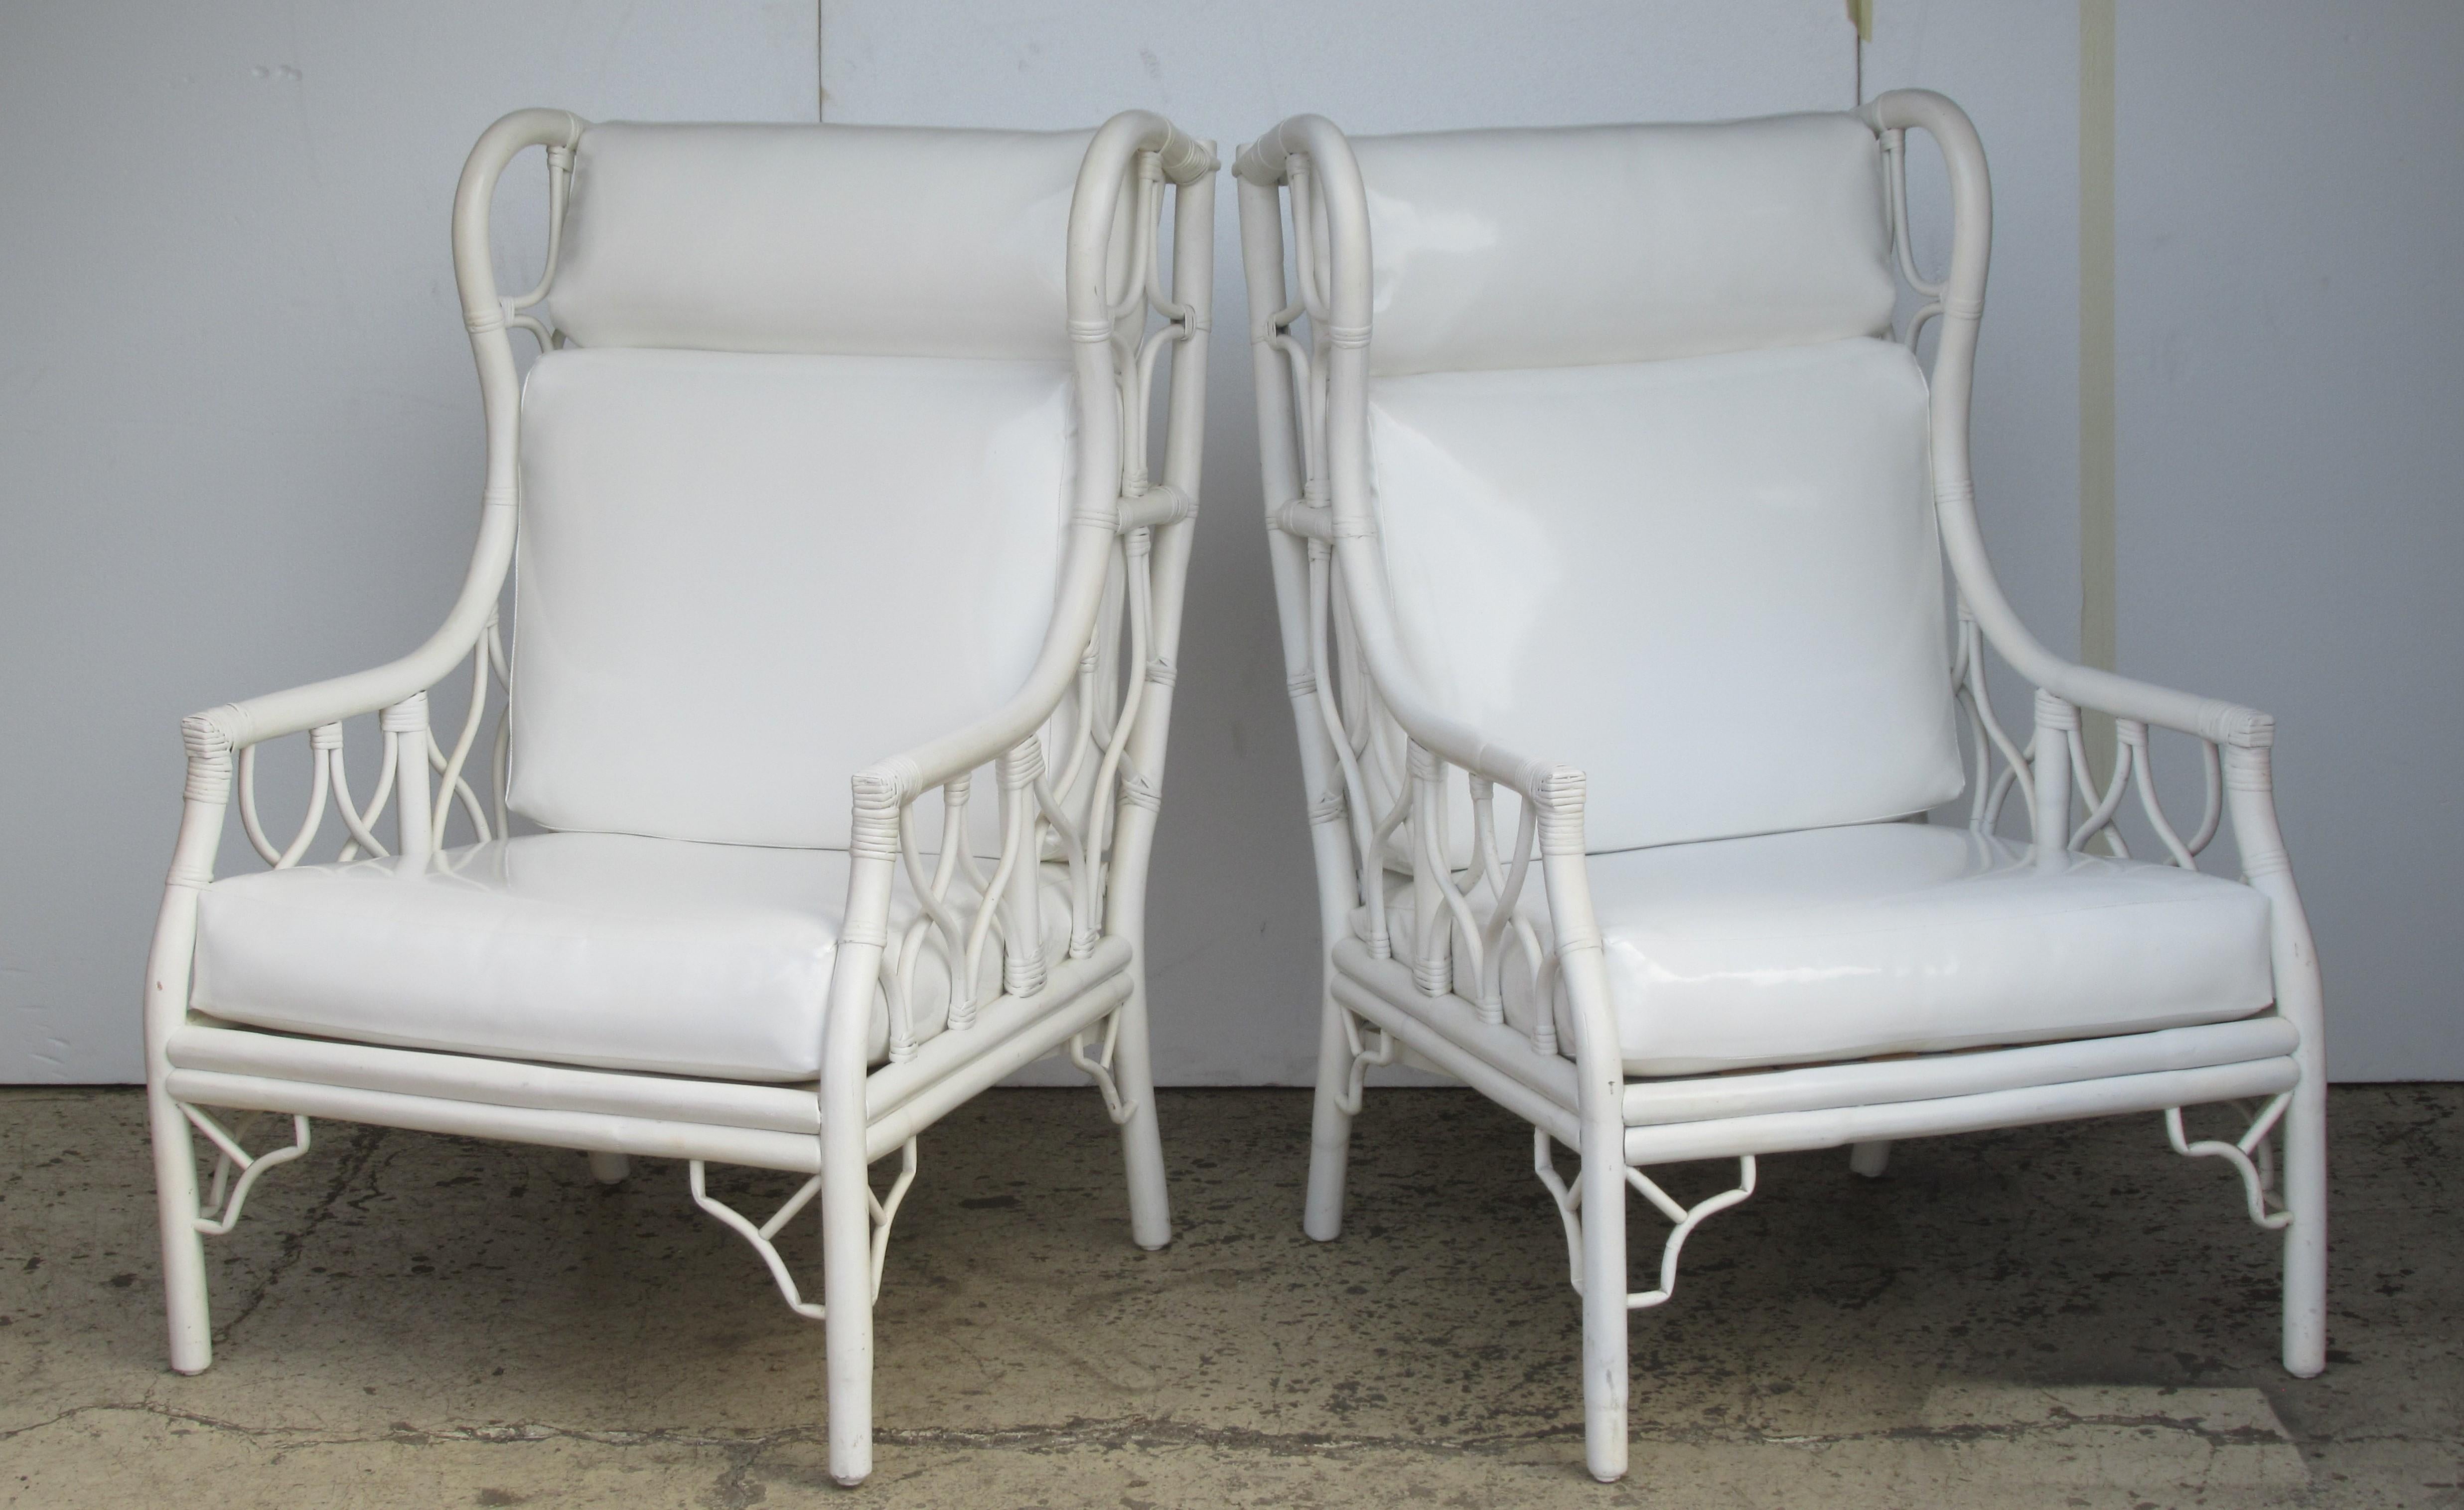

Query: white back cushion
<box><xmin>509</xmin><ymin>348</ymin><xmax>1075</xmax><ymax>848</ymax></box>
<box><xmin>1370</xmin><ymin>337</ymin><xmax>1962</xmax><ymax>853</ymax></box>
<box><xmin>1352</xmin><ymin>114</ymin><xmax>1895</xmax><ymax>376</ymax></box>
<box><xmin>551</xmin><ymin>123</ymin><xmax>1094</xmax><ymax>360</ymax></box>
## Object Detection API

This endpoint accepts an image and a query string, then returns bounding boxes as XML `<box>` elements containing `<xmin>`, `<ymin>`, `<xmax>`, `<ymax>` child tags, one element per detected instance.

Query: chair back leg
<box><xmin>1849</xmin><ymin>1140</ymin><xmax>1893</xmax><ymax>1178</ymax></box>
<box><xmin>586</xmin><ymin>1151</ymin><xmax>631</xmax><ymax>1184</ymax></box>
<box><xmin>1304</xmin><ymin>979</ymin><xmax>1359</xmax><ymax>1242</ymax></box>
<box><xmin>1110</xmin><ymin>966</ymin><xmax>1172</xmax><ymax>1250</ymax></box>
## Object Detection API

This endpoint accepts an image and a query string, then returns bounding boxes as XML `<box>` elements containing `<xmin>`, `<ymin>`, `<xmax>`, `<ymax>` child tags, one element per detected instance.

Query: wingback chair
<box><xmin>1236</xmin><ymin>92</ymin><xmax>2322</xmax><ymax>1482</ymax></box>
<box><xmin>145</xmin><ymin>107</ymin><xmax>1215</xmax><ymax>1487</ymax></box>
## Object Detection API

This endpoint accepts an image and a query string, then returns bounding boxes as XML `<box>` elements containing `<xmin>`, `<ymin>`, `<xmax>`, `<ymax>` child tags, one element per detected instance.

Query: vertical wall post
<box><xmin>2079</xmin><ymin>0</ymin><xmax>2120</xmax><ymax>787</ymax></box>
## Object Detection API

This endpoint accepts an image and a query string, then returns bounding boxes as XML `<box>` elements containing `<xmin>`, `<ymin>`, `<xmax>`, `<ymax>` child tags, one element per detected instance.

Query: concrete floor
<box><xmin>0</xmin><ymin>1084</ymin><xmax>2457</xmax><ymax>1508</ymax></box>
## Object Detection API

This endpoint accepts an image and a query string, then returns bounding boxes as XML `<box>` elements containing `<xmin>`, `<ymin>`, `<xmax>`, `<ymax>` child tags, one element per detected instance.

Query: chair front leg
<box><xmin>1577</xmin><ymin>1120</ymin><xmax>1630</xmax><ymax>1483</ymax></box>
<box><xmin>820</xmin><ymin>1097</ymin><xmax>875</xmax><ymax>1487</ymax></box>
<box><xmin>2280</xmin><ymin>1065</ymin><xmax>2328</xmax><ymax>1375</ymax></box>
<box><xmin>822</xmin><ymin>801</ymin><xmax>900</xmax><ymax>1488</ymax></box>
<box><xmin>1535</xmin><ymin>773</ymin><xmax>1632</xmax><ymax>1483</ymax></box>
<box><xmin>2220</xmin><ymin>742</ymin><xmax>2328</xmax><ymax>1377</ymax></box>
<box><xmin>149</xmin><ymin>728</ymin><xmax>238</xmax><ymax>1375</ymax></box>
<box><xmin>148</xmin><ymin>1076</ymin><xmax>213</xmax><ymax>1374</ymax></box>
<box><xmin>147</xmin><ymin>903</ymin><xmax>214</xmax><ymax>1373</ymax></box>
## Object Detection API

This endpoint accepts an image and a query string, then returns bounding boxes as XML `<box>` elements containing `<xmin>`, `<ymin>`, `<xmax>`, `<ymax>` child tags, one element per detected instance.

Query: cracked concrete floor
<box><xmin>0</xmin><ymin>1085</ymin><xmax>2458</xmax><ymax>1508</ymax></box>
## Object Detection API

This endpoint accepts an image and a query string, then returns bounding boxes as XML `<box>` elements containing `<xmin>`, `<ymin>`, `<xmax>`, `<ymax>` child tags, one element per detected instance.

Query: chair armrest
<box><xmin>2018</xmin><ymin>650</ymin><xmax>2273</xmax><ymax>750</ymax></box>
<box><xmin>851</xmin><ymin>659</ymin><xmax>1087</xmax><ymax>814</ymax></box>
<box><xmin>188</xmin><ymin>490</ymin><xmax>518</xmax><ymax>753</ymax></box>
<box><xmin>189</xmin><ymin>631</ymin><xmax>484</xmax><ymax>755</ymax></box>
<box><xmin>852</xmin><ymin>110</ymin><xmax>1216</xmax><ymax>818</ymax></box>
<box><xmin>1955</xmin><ymin>577</ymin><xmax>2272</xmax><ymax>750</ymax></box>
<box><xmin>1853</xmin><ymin>91</ymin><xmax>2269</xmax><ymax>753</ymax></box>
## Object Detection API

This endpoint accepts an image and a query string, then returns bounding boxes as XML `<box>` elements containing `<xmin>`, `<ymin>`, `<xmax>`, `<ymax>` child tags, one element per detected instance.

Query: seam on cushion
<box><xmin>202</xmin><ymin>894</ymin><xmax>843</xmax><ymax>947</ymax></box>
<box><xmin>1618</xmin><ymin>999</ymin><xmax>2281</xmax><ymax>1076</ymax></box>
<box><xmin>1613</xmin><ymin>889</ymin><xmax>2267</xmax><ymax>946</ymax></box>
<box><xmin>185</xmin><ymin>1016</ymin><xmax>823</xmax><ymax>1084</ymax></box>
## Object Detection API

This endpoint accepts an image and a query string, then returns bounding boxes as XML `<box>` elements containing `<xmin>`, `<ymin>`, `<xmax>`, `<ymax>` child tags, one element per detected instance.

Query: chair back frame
<box><xmin>144</xmin><ymin>107</ymin><xmax>1216</xmax><ymax>1489</ymax></box>
<box><xmin>1237</xmin><ymin>91</ymin><xmax>2323</xmax><ymax>1484</ymax></box>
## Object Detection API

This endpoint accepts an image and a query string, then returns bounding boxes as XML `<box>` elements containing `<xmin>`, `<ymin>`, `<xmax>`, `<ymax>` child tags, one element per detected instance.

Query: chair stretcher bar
<box><xmin>166</xmin><ymin>941</ymin><xmax>1137</xmax><ymax>1167</ymax></box>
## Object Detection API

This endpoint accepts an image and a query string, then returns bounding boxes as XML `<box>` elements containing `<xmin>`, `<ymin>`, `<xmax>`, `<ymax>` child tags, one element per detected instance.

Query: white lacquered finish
<box><xmin>143</xmin><ymin>107</ymin><xmax>1215</xmax><ymax>1489</ymax></box>
<box><xmin>1238</xmin><ymin>94</ymin><xmax>2326</xmax><ymax>1484</ymax></box>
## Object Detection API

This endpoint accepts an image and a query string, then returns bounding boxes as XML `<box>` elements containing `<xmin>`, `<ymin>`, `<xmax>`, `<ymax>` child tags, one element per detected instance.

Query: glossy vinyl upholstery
<box><xmin>1351</xmin><ymin>114</ymin><xmax>1894</xmax><ymax>376</ymax></box>
<box><xmin>1370</xmin><ymin>822</ymin><xmax>2277</xmax><ymax>1077</ymax></box>
<box><xmin>507</xmin><ymin>347</ymin><xmax>1074</xmax><ymax>849</ymax></box>
<box><xmin>192</xmin><ymin>833</ymin><xmax>1075</xmax><ymax>1081</ymax></box>
<box><xmin>1370</xmin><ymin>337</ymin><xmax>1964</xmax><ymax>853</ymax></box>
<box><xmin>551</xmin><ymin>123</ymin><xmax>1096</xmax><ymax>360</ymax></box>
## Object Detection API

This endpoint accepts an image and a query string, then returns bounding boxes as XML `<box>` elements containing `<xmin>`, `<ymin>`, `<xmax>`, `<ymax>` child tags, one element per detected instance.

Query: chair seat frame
<box><xmin>1236</xmin><ymin>91</ymin><xmax>2323</xmax><ymax>1484</ymax></box>
<box><xmin>144</xmin><ymin>106</ymin><xmax>1216</xmax><ymax>1487</ymax></box>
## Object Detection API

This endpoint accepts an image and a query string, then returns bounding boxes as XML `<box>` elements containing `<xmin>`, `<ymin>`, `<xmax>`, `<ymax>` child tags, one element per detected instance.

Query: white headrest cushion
<box><xmin>550</xmin><ymin>122</ymin><xmax>1096</xmax><ymax>359</ymax></box>
<box><xmin>1352</xmin><ymin>113</ymin><xmax>1896</xmax><ymax>375</ymax></box>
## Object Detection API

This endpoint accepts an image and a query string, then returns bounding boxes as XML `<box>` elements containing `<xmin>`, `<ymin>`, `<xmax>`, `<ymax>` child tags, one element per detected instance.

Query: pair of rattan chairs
<box><xmin>144</xmin><ymin>96</ymin><xmax>2323</xmax><ymax>1485</ymax></box>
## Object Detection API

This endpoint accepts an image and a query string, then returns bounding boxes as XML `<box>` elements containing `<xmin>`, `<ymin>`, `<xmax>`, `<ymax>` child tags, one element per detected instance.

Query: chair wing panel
<box><xmin>1368</xmin><ymin>337</ymin><xmax>1963</xmax><ymax>853</ymax></box>
<box><xmin>551</xmin><ymin>123</ymin><xmax>1096</xmax><ymax>360</ymax></box>
<box><xmin>508</xmin><ymin>348</ymin><xmax>1074</xmax><ymax>849</ymax></box>
<box><xmin>1352</xmin><ymin>114</ymin><xmax>1894</xmax><ymax>376</ymax></box>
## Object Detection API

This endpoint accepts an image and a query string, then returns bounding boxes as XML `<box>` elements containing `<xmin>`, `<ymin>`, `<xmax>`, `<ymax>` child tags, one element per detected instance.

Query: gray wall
<box><xmin>3</xmin><ymin>2</ymin><xmax>2457</xmax><ymax>1082</ymax></box>
<box><xmin>0</xmin><ymin>3</ymin><xmax>817</xmax><ymax>1080</ymax></box>
<box><xmin>2115</xmin><ymin>5</ymin><xmax>2464</xmax><ymax>1081</ymax></box>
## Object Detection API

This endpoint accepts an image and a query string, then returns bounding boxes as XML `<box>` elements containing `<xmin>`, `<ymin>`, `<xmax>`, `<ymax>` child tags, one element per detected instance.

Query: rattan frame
<box><xmin>143</xmin><ymin>106</ymin><xmax>1216</xmax><ymax>1488</ymax></box>
<box><xmin>1236</xmin><ymin>91</ymin><xmax>2324</xmax><ymax>1483</ymax></box>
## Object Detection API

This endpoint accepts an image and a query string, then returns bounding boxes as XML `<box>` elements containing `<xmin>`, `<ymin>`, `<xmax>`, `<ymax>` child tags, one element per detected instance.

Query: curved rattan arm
<box><xmin>186</xmin><ymin>109</ymin><xmax>585</xmax><ymax>755</ymax></box>
<box><xmin>1862</xmin><ymin>90</ymin><xmax>2270</xmax><ymax>751</ymax></box>
<box><xmin>1240</xmin><ymin>113</ymin><xmax>1617</xmax><ymax>1104</ymax></box>
<box><xmin>852</xmin><ymin>111</ymin><xmax>1220</xmax><ymax>809</ymax></box>
<box><xmin>1237</xmin><ymin>116</ymin><xmax>1566</xmax><ymax>806</ymax></box>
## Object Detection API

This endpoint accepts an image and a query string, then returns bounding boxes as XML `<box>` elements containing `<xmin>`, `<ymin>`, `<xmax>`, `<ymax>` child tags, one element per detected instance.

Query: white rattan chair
<box><xmin>144</xmin><ymin>107</ymin><xmax>1215</xmax><ymax>1486</ymax></box>
<box><xmin>1236</xmin><ymin>93</ymin><xmax>2323</xmax><ymax>1483</ymax></box>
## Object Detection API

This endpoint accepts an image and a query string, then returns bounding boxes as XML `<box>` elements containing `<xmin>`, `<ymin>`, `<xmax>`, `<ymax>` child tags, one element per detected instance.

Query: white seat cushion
<box><xmin>191</xmin><ymin>833</ymin><xmax>1072</xmax><ymax>1082</ymax></box>
<box><xmin>1368</xmin><ymin>823</ymin><xmax>2276</xmax><ymax>1076</ymax></box>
